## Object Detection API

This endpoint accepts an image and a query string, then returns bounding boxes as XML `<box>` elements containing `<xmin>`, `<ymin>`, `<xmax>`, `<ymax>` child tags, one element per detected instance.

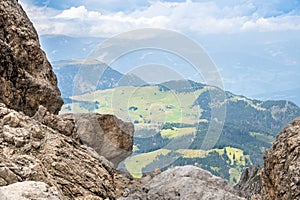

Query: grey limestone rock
<box><xmin>32</xmin><ymin>105</ymin><xmax>134</xmax><ymax>168</ymax></box>
<box><xmin>0</xmin><ymin>181</ymin><xmax>62</xmax><ymax>200</ymax></box>
<box><xmin>0</xmin><ymin>103</ymin><xmax>116</xmax><ymax>199</ymax></box>
<box><xmin>118</xmin><ymin>165</ymin><xmax>245</xmax><ymax>200</ymax></box>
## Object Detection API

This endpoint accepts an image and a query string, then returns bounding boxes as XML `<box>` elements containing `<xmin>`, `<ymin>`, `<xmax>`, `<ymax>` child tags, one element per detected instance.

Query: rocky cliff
<box><xmin>235</xmin><ymin>117</ymin><xmax>300</xmax><ymax>200</ymax></box>
<box><xmin>0</xmin><ymin>103</ymin><xmax>117</xmax><ymax>199</ymax></box>
<box><xmin>0</xmin><ymin>0</ymin><xmax>63</xmax><ymax>116</ymax></box>
<box><xmin>260</xmin><ymin>117</ymin><xmax>300</xmax><ymax>200</ymax></box>
<box><xmin>0</xmin><ymin>1</ymin><xmax>135</xmax><ymax>199</ymax></box>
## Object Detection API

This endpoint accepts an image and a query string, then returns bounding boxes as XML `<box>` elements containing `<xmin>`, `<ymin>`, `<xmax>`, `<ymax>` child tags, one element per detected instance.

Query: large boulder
<box><xmin>0</xmin><ymin>103</ymin><xmax>116</xmax><ymax>199</ymax></box>
<box><xmin>32</xmin><ymin>106</ymin><xmax>134</xmax><ymax>168</ymax></box>
<box><xmin>260</xmin><ymin>117</ymin><xmax>300</xmax><ymax>200</ymax></box>
<box><xmin>0</xmin><ymin>0</ymin><xmax>63</xmax><ymax>117</ymax></box>
<box><xmin>118</xmin><ymin>165</ymin><xmax>245</xmax><ymax>200</ymax></box>
<box><xmin>0</xmin><ymin>181</ymin><xmax>62</xmax><ymax>200</ymax></box>
<box><xmin>63</xmin><ymin>113</ymin><xmax>134</xmax><ymax>167</ymax></box>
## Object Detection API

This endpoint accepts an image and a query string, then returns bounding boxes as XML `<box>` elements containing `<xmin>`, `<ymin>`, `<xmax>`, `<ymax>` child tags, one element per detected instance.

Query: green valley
<box><xmin>60</xmin><ymin>80</ymin><xmax>300</xmax><ymax>185</ymax></box>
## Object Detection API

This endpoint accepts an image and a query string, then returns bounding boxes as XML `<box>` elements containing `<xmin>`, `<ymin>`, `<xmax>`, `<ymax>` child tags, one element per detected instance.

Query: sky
<box><xmin>19</xmin><ymin>0</ymin><xmax>300</xmax><ymax>105</ymax></box>
<box><xmin>20</xmin><ymin>0</ymin><xmax>300</xmax><ymax>37</ymax></box>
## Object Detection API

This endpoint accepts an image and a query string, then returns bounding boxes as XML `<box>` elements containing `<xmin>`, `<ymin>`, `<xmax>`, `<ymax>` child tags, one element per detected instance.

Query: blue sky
<box><xmin>19</xmin><ymin>0</ymin><xmax>300</xmax><ymax>105</ymax></box>
<box><xmin>20</xmin><ymin>0</ymin><xmax>300</xmax><ymax>37</ymax></box>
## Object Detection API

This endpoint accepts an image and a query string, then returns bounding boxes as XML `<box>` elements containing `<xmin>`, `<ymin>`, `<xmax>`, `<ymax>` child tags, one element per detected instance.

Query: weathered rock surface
<box><xmin>63</xmin><ymin>113</ymin><xmax>134</xmax><ymax>167</ymax></box>
<box><xmin>32</xmin><ymin>106</ymin><xmax>75</xmax><ymax>137</ymax></box>
<box><xmin>114</xmin><ymin>168</ymin><xmax>163</xmax><ymax>198</ymax></box>
<box><xmin>260</xmin><ymin>117</ymin><xmax>300</xmax><ymax>200</ymax></box>
<box><xmin>0</xmin><ymin>181</ymin><xmax>62</xmax><ymax>200</ymax></box>
<box><xmin>0</xmin><ymin>103</ymin><xmax>116</xmax><ymax>199</ymax></box>
<box><xmin>0</xmin><ymin>1</ymin><xmax>135</xmax><ymax>198</ymax></box>
<box><xmin>118</xmin><ymin>165</ymin><xmax>245</xmax><ymax>200</ymax></box>
<box><xmin>32</xmin><ymin>106</ymin><xmax>134</xmax><ymax>167</ymax></box>
<box><xmin>234</xmin><ymin>166</ymin><xmax>262</xmax><ymax>200</ymax></box>
<box><xmin>0</xmin><ymin>0</ymin><xmax>63</xmax><ymax>117</ymax></box>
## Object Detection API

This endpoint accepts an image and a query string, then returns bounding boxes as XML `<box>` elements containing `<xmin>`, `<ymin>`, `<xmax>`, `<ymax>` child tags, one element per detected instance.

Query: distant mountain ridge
<box><xmin>157</xmin><ymin>79</ymin><xmax>299</xmax><ymax>135</ymax></box>
<box><xmin>157</xmin><ymin>80</ymin><xmax>206</xmax><ymax>93</ymax></box>
<box><xmin>53</xmin><ymin>60</ymin><xmax>148</xmax><ymax>98</ymax></box>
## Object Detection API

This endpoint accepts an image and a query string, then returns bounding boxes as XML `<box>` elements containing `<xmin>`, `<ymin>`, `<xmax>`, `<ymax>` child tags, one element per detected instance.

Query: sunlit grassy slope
<box><xmin>124</xmin><ymin>146</ymin><xmax>248</xmax><ymax>185</ymax></box>
<box><xmin>125</xmin><ymin>149</ymin><xmax>171</xmax><ymax>178</ymax></box>
<box><xmin>160</xmin><ymin>127</ymin><xmax>196</xmax><ymax>139</ymax></box>
<box><xmin>60</xmin><ymin>83</ymin><xmax>300</xmax><ymax>185</ymax></box>
<box><xmin>64</xmin><ymin>85</ymin><xmax>206</xmax><ymax>126</ymax></box>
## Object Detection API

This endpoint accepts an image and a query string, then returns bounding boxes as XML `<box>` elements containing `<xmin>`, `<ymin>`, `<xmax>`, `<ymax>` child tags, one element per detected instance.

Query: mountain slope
<box><xmin>60</xmin><ymin>79</ymin><xmax>300</xmax><ymax>184</ymax></box>
<box><xmin>53</xmin><ymin>60</ymin><xmax>148</xmax><ymax>98</ymax></box>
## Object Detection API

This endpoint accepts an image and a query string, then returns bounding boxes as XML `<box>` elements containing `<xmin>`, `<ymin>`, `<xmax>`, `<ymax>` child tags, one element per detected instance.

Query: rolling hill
<box><xmin>59</xmin><ymin>79</ymin><xmax>300</xmax><ymax>185</ymax></box>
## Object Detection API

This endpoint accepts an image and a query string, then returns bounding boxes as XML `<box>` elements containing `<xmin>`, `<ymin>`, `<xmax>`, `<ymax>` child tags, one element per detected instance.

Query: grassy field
<box><xmin>160</xmin><ymin>127</ymin><xmax>196</xmax><ymax>139</ymax></box>
<box><xmin>124</xmin><ymin>149</ymin><xmax>171</xmax><ymax>178</ymax></box>
<box><xmin>124</xmin><ymin>146</ymin><xmax>248</xmax><ymax>180</ymax></box>
<box><xmin>213</xmin><ymin>147</ymin><xmax>245</xmax><ymax>165</ymax></box>
<box><xmin>176</xmin><ymin>149</ymin><xmax>208</xmax><ymax>158</ymax></box>
<box><xmin>62</xmin><ymin>85</ymin><xmax>206</xmax><ymax>125</ymax></box>
<box><xmin>229</xmin><ymin>168</ymin><xmax>241</xmax><ymax>184</ymax></box>
<box><xmin>249</xmin><ymin>132</ymin><xmax>274</xmax><ymax>144</ymax></box>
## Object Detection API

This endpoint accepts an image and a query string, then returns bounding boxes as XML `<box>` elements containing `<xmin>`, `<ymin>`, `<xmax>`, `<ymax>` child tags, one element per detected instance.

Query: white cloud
<box><xmin>55</xmin><ymin>6</ymin><xmax>105</xmax><ymax>20</ymax></box>
<box><xmin>19</xmin><ymin>0</ymin><xmax>300</xmax><ymax>37</ymax></box>
<box><xmin>241</xmin><ymin>16</ymin><xmax>300</xmax><ymax>32</ymax></box>
<box><xmin>19</xmin><ymin>1</ymin><xmax>59</xmax><ymax>34</ymax></box>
